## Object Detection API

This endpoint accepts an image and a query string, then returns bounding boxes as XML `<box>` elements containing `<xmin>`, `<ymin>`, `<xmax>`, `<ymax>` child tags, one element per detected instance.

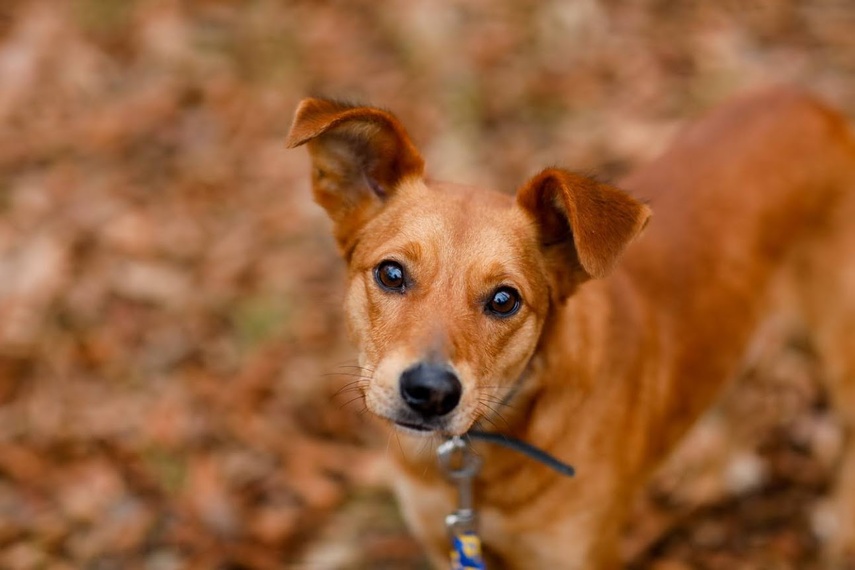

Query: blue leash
<box><xmin>450</xmin><ymin>531</ymin><xmax>486</xmax><ymax>570</ymax></box>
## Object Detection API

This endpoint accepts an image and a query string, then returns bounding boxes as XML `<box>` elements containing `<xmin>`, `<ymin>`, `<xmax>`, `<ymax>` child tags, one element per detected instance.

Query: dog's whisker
<box><xmin>478</xmin><ymin>391</ymin><xmax>509</xmax><ymax>405</ymax></box>
<box><xmin>331</xmin><ymin>379</ymin><xmax>369</xmax><ymax>398</ymax></box>
<box><xmin>393</xmin><ymin>430</ymin><xmax>408</xmax><ymax>465</ymax></box>
<box><xmin>418</xmin><ymin>433</ymin><xmax>442</xmax><ymax>477</ymax></box>
<box><xmin>479</xmin><ymin>386</ymin><xmax>520</xmax><ymax>404</ymax></box>
<box><xmin>477</xmin><ymin>410</ymin><xmax>502</xmax><ymax>433</ymax></box>
<box><xmin>339</xmin><ymin>395</ymin><xmax>367</xmax><ymax>410</ymax></box>
<box><xmin>323</xmin><ymin>372</ymin><xmax>374</xmax><ymax>380</ymax></box>
<box><xmin>479</xmin><ymin>393</ymin><xmax>512</xmax><ymax>406</ymax></box>
<box><xmin>331</xmin><ymin>386</ymin><xmax>370</xmax><ymax>399</ymax></box>
<box><xmin>333</xmin><ymin>378</ymin><xmax>364</xmax><ymax>388</ymax></box>
<box><xmin>385</xmin><ymin>430</ymin><xmax>394</xmax><ymax>461</ymax></box>
<box><xmin>332</xmin><ymin>359</ymin><xmax>374</xmax><ymax>368</ymax></box>
<box><xmin>334</xmin><ymin>364</ymin><xmax>376</xmax><ymax>373</ymax></box>
<box><xmin>416</xmin><ymin>436</ymin><xmax>431</xmax><ymax>458</ymax></box>
<box><xmin>478</xmin><ymin>400</ymin><xmax>512</xmax><ymax>431</ymax></box>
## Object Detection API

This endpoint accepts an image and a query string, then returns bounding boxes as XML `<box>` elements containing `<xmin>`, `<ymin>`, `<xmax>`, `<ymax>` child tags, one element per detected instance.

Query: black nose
<box><xmin>399</xmin><ymin>363</ymin><xmax>462</xmax><ymax>417</ymax></box>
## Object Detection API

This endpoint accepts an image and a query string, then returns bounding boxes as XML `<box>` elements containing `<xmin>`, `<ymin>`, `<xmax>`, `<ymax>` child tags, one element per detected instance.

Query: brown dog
<box><xmin>287</xmin><ymin>89</ymin><xmax>855</xmax><ymax>568</ymax></box>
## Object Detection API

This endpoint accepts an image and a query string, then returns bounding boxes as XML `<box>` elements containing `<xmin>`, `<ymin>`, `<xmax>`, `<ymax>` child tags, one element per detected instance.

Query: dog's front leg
<box><xmin>390</xmin><ymin>468</ymin><xmax>457</xmax><ymax>568</ymax></box>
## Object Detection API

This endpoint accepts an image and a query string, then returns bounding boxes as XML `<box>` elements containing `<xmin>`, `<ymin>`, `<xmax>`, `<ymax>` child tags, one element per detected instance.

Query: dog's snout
<box><xmin>400</xmin><ymin>363</ymin><xmax>462</xmax><ymax>417</ymax></box>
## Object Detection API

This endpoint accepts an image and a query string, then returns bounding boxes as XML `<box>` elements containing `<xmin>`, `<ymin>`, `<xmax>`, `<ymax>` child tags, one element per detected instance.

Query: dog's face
<box><xmin>343</xmin><ymin>179</ymin><xmax>552</xmax><ymax>434</ymax></box>
<box><xmin>288</xmin><ymin>99</ymin><xmax>650</xmax><ymax>436</ymax></box>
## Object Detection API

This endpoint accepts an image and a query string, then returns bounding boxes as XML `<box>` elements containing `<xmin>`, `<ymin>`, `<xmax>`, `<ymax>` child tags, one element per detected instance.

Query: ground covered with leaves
<box><xmin>1</xmin><ymin>1</ymin><xmax>854</xmax><ymax>568</ymax></box>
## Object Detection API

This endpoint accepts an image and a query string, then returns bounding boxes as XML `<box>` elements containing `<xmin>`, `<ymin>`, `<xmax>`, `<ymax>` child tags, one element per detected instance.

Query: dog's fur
<box><xmin>288</xmin><ymin>89</ymin><xmax>855</xmax><ymax>569</ymax></box>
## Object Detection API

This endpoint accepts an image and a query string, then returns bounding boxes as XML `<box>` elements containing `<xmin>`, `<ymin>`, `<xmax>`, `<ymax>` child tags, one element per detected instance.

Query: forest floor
<box><xmin>1</xmin><ymin>1</ymin><xmax>855</xmax><ymax>568</ymax></box>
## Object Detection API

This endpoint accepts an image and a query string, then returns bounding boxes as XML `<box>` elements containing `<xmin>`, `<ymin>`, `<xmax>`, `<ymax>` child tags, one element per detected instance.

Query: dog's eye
<box><xmin>375</xmin><ymin>260</ymin><xmax>406</xmax><ymax>292</ymax></box>
<box><xmin>486</xmin><ymin>287</ymin><xmax>521</xmax><ymax>317</ymax></box>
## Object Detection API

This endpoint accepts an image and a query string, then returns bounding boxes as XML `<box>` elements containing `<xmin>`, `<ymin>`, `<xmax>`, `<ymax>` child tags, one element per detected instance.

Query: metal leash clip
<box><xmin>437</xmin><ymin>436</ymin><xmax>486</xmax><ymax>570</ymax></box>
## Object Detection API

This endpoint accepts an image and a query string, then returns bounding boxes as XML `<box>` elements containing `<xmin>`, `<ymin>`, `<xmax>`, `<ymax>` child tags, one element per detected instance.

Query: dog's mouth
<box><xmin>395</xmin><ymin>419</ymin><xmax>430</xmax><ymax>431</ymax></box>
<box><xmin>392</xmin><ymin>419</ymin><xmax>441</xmax><ymax>436</ymax></box>
<box><xmin>371</xmin><ymin>393</ymin><xmax>487</xmax><ymax>437</ymax></box>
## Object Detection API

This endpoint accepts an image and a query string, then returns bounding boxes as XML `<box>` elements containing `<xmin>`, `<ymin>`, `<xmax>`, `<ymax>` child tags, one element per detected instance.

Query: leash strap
<box><xmin>467</xmin><ymin>430</ymin><xmax>575</xmax><ymax>477</ymax></box>
<box><xmin>438</xmin><ymin>432</ymin><xmax>574</xmax><ymax>569</ymax></box>
<box><xmin>438</xmin><ymin>437</ymin><xmax>487</xmax><ymax>569</ymax></box>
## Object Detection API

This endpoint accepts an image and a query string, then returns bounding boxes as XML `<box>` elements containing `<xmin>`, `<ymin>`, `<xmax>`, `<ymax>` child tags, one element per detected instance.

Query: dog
<box><xmin>287</xmin><ymin>89</ymin><xmax>855</xmax><ymax>569</ymax></box>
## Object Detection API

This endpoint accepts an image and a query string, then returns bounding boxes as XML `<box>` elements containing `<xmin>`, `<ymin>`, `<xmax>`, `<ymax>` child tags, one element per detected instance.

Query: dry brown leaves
<box><xmin>0</xmin><ymin>1</ymin><xmax>854</xmax><ymax>568</ymax></box>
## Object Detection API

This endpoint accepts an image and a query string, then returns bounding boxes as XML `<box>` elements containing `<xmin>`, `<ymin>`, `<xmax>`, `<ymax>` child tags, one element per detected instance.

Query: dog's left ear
<box><xmin>517</xmin><ymin>168</ymin><xmax>651</xmax><ymax>292</ymax></box>
<box><xmin>287</xmin><ymin>98</ymin><xmax>425</xmax><ymax>254</ymax></box>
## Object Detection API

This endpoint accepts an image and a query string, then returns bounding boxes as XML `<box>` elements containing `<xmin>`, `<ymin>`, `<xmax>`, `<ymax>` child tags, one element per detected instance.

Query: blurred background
<box><xmin>0</xmin><ymin>1</ymin><xmax>854</xmax><ymax>568</ymax></box>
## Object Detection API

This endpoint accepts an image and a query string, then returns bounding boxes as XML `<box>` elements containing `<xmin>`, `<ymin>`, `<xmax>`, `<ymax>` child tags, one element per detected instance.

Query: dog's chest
<box><xmin>392</xmin><ymin>464</ymin><xmax>597</xmax><ymax>569</ymax></box>
<box><xmin>478</xmin><ymin>504</ymin><xmax>599</xmax><ymax>568</ymax></box>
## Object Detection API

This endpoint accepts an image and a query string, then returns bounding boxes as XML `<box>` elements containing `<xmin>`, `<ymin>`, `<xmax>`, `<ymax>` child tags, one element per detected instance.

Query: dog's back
<box><xmin>621</xmin><ymin>89</ymin><xmax>855</xmax><ymax>564</ymax></box>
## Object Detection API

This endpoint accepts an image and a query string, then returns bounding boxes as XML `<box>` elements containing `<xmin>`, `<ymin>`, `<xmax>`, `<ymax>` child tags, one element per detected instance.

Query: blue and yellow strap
<box><xmin>450</xmin><ymin>531</ymin><xmax>486</xmax><ymax>570</ymax></box>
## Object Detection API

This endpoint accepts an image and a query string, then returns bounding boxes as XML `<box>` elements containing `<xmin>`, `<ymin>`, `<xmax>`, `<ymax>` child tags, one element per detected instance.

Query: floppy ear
<box><xmin>286</xmin><ymin>98</ymin><xmax>425</xmax><ymax>254</ymax></box>
<box><xmin>517</xmin><ymin>168</ymin><xmax>651</xmax><ymax>294</ymax></box>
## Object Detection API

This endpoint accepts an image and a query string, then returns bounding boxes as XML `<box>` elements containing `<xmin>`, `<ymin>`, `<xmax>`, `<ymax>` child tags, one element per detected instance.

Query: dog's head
<box><xmin>288</xmin><ymin>99</ymin><xmax>650</xmax><ymax>436</ymax></box>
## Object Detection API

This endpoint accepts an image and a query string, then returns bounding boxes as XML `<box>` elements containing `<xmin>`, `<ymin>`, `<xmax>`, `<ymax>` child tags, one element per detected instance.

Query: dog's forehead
<box><xmin>378</xmin><ymin>179</ymin><xmax>534</xmax><ymax>256</ymax></box>
<box><xmin>345</xmin><ymin>179</ymin><xmax>550</xmax><ymax>301</ymax></box>
<box><xmin>408</xmin><ymin>178</ymin><xmax>521</xmax><ymax>225</ymax></box>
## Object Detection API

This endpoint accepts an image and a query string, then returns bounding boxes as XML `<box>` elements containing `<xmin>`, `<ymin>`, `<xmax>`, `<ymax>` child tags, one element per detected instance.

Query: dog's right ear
<box><xmin>287</xmin><ymin>98</ymin><xmax>425</xmax><ymax>254</ymax></box>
